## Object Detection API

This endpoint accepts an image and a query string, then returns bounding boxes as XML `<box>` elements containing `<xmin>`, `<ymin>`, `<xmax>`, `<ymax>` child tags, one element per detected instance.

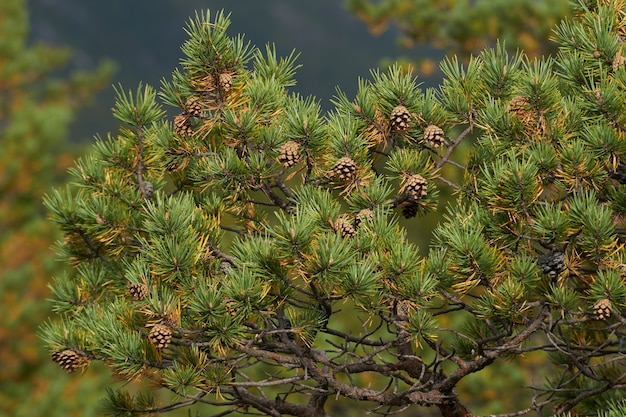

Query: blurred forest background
<box><xmin>1</xmin><ymin>0</ymin><xmax>571</xmax><ymax>416</ymax></box>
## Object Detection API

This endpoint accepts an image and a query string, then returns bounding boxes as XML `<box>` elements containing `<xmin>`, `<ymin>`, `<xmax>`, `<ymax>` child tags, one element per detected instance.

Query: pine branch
<box><xmin>434</xmin><ymin>123</ymin><xmax>473</xmax><ymax>170</ymax></box>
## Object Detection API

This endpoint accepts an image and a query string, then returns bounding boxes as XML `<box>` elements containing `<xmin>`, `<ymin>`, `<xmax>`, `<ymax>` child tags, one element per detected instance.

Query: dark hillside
<box><xmin>27</xmin><ymin>0</ymin><xmax>434</xmax><ymax>142</ymax></box>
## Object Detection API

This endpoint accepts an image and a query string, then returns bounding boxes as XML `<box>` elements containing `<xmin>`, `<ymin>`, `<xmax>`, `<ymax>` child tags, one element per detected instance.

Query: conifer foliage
<box><xmin>42</xmin><ymin>2</ymin><xmax>626</xmax><ymax>416</ymax></box>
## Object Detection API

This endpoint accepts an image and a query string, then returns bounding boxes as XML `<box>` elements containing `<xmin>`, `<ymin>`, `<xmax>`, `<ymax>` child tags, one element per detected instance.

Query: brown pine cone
<box><xmin>129</xmin><ymin>283</ymin><xmax>149</xmax><ymax>301</ymax></box>
<box><xmin>355</xmin><ymin>208</ymin><xmax>374</xmax><ymax>227</ymax></box>
<box><xmin>184</xmin><ymin>96</ymin><xmax>203</xmax><ymax>117</ymax></box>
<box><xmin>423</xmin><ymin>125</ymin><xmax>445</xmax><ymax>147</ymax></box>
<box><xmin>51</xmin><ymin>349</ymin><xmax>87</xmax><ymax>373</ymax></box>
<box><xmin>277</xmin><ymin>140</ymin><xmax>301</xmax><ymax>167</ymax></box>
<box><xmin>219</xmin><ymin>72</ymin><xmax>233</xmax><ymax>91</ymax></box>
<box><xmin>593</xmin><ymin>298</ymin><xmax>612</xmax><ymax>320</ymax></box>
<box><xmin>390</xmin><ymin>105</ymin><xmax>411</xmax><ymax>131</ymax></box>
<box><xmin>174</xmin><ymin>114</ymin><xmax>193</xmax><ymax>136</ymax></box>
<box><xmin>149</xmin><ymin>324</ymin><xmax>173</xmax><ymax>349</ymax></box>
<box><xmin>331</xmin><ymin>157</ymin><xmax>357</xmax><ymax>181</ymax></box>
<box><xmin>333</xmin><ymin>216</ymin><xmax>356</xmax><ymax>238</ymax></box>
<box><xmin>401</xmin><ymin>202</ymin><xmax>419</xmax><ymax>219</ymax></box>
<box><xmin>402</xmin><ymin>174</ymin><xmax>428</xmax><ymax>202</ymax></box>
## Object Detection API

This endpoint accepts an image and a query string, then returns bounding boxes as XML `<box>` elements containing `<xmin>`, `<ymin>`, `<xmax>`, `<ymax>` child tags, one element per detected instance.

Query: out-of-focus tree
<box><xmin>346</xmin><ymin>0</ymin><xmax>572</xmax><ymax>74</ymax></box>
<box><xmin>0</xmin><ymin>0</ymin><xmax>114</xmax><ymax>415</ymax></box>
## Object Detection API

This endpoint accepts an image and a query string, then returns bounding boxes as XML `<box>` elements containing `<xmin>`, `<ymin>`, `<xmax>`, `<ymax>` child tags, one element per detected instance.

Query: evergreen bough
<box><xmin>42</xmin><ymin>2</ymin><xmax>626</xmax><ymax>416</ymax></box>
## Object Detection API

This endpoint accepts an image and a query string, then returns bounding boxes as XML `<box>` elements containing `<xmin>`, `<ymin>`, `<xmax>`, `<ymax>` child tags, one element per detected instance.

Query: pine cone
<box><xmin>219</xmin><ymin>72</ymin><xmax>233</xmax><ymax>91</ymax></box>
<box><xmin>423</xmin><ymin>125</ymin><xmax>445</xmax><ymax>148</ymax></box>
<box><xmin>402</xmin><ymin>174</ymin><xmax>428</xmax><ymax>202</ymax></box>
<box><xmin>593</xmin><ymin>47</ymin><xmax>601</xmax><ymax>59</ymax></box>
<box><xmin>184</xmin><ymin>96</ymin><xmax>203</xmax><ymax>117</ymax></box>
<box><xmin>220</xmin><ymin>260</ymin><xmax>233</xmax><ymax>274</ymax></box>
<box><xmin>396</xmin><ymin>300</ymin><xmax>410</xmax><ymax>319</ymax></box>
<box><xmin>149</xmin><ymin>324</ymin><xmax>173</xmax><ymax>349</ymax></box>
<box><xmin>508</xmin><ymin>95</ymin><xmax>536</xmax><ymax>126</ymax></box>
<box><xmin>333</xmin><ymin>216</ymin><xmax>356</xmax><ymax>238</ymax></box>
<box><xmin>174</xmin><ymin>114</ymin><xmax>193</xmax><ymax>136</ymax></box>
<box><xmin>401</xmin><ymin>202</ymin><xmax>419</xmax><ymax>219</ymax></box>
<box><xmin>508</xmin><ymin>95</ymin><xmax>531</xmax><ymax>115</ymax></box>
<box><xmin>390</xmin><ymin>105</ymin><xmax>411</xmax><ymax>131</ymax></box>
<box><xmin>593</xmin><ymin>298</ymin><xmax>612</xmax><ymax>320</ymax></box>
<box><xmin>355</xmin><ymin>208</ymin><xmax>374</xmax><ymax>227</ymax></box>
<box><xmin>129</xmin><ymin>283</ymin><xmax>149</xmax><ymax>301</ymax></box>
<box><xmin>331</xmin><ymin>156</ymin><xmax>357</xmax><ymax>181</ymax></box>
<box><xmin>537</xmin><ymin>251</ymin><xmax>566</xmax><ymax>278</ymax></box>
<box><xmin>613</xmin><ymin>52</ymin><xmax>626</xmax><ymax>71</ymax></box>
<box><xmin>277</xmin><ymin>140</ymin><xmax>301</xmax><ymax>167</ymax></box>
<box><xmin>51</xmin><ymin>349</ymin><xmax>86</xmax><ymax>373</ymax></box>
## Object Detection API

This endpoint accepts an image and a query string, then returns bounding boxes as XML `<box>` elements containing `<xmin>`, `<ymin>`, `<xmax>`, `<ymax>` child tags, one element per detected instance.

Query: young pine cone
<box><xmin>390</xmin><ymin>105</ymin><xmax>411</xmax><ymax>131</ymax></box>
<box><xmin>149</xmin><ymin>324</ymin><xmax>173</xmax><ymax>349</ymax></box>
<box><xmin>277</xmin><ymin>140</ymin><xmax>301</xmax><ymax>167</ymax></box>
<box><xmin>331</xmin><ymin>157</ymin><xmax>357</xmax><ymax>181</ymax></box>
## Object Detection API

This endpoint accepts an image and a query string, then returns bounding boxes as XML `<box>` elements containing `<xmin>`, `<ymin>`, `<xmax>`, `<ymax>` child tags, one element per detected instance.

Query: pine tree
<box><xmin>42</xmin><ymin>2</ymin><xmax>626</xmax><ymax>416</ymax></box>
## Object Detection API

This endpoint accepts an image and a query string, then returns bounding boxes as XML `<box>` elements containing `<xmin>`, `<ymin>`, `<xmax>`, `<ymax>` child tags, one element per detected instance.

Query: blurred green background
<box><xmin>1</xmin><ymin>0</ymin><xmax>570</xmax><ymax>415</ymax></box>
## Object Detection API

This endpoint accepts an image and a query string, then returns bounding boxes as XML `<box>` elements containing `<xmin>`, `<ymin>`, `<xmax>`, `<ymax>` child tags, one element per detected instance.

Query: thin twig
<box><xmin>435</xmin><ymin>123</ymin><xmax>473</xmax><ymax>170</ymax></box>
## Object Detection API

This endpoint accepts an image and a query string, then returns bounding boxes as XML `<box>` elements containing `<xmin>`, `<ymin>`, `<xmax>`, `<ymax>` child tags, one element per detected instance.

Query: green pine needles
<box><xmin>42</xmin><ymin>3</ymin><xmax>626</xmax><ymax>417</ymax></box>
